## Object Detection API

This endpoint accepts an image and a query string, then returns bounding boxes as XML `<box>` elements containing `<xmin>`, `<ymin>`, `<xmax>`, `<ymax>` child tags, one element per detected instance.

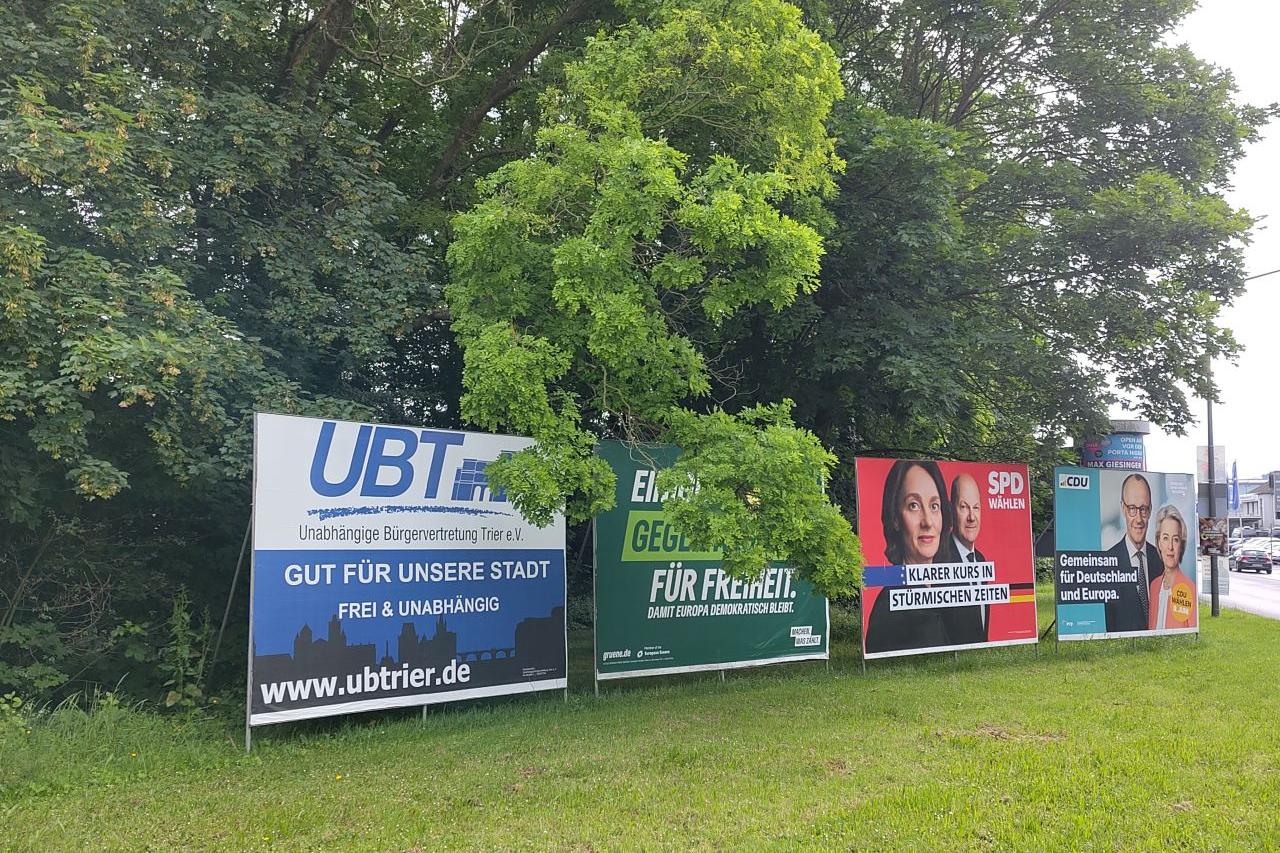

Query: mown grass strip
<box><xmin>4</xmin><ymin>594</ymin><xmax>1277</xmax><ymax>850</ymax></box>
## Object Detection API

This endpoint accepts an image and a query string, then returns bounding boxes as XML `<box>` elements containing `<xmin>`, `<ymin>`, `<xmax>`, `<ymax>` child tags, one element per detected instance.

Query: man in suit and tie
<box><xmin>942</xmin><ymin>473</ymin><xmax>988</xmax><ymax>644</ymax></box>
<box><xmin>950</xmin><ymin>473</ymin><xmax>986</xmax><ymax>564</ymax></box>
<box><xmin>1103</xmin><ymin>473</ymin><xmax>1162</xmax><ymax>632</ymax></box>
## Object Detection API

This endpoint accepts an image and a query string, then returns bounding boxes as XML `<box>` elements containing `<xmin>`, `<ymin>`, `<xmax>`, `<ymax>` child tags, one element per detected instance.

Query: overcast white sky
<box><xmin>1118</xmin><ymin>1</ymin><xmax>1280</xmax><ymax>478</ymax></box>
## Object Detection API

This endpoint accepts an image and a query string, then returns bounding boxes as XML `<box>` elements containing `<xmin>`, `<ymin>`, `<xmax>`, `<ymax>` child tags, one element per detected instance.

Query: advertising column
<box><xmin>855</xmin><ymin>458</ymin><xmax>1038</xmax><ymax>659</ymax></box>
<box><xmin>249</xmin><ymin>413</ymin><xmax>566</xmax><ymax>726</ymax></box>
<box><xmin>593</xmin><ymin>441</ymin><xmax>829</xmax><ymax>680</ymax></box>
<box><xmin>1054</xmin><ymin>466</ymin><xmax>1198</xmax><ymax>639</ymax></box>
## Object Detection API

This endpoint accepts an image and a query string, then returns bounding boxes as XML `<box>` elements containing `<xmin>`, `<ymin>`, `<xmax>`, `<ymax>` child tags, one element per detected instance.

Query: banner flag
<box><xmin>855</xmin><ymin>458</ymin><xmax>1038</xmax><ymax>660</ymax></box>
<box><xmin>248</xmin><ymin>413</ymin><xmax>566</xmax><ymax>726</ymax></box>
<box><xmin>593</xmin><ymin>441</ymin><xmax>828</xmax><ymax>680</ymax></box>
<box><xmin>1053</xmin><ymin>466</ymin><xmax>1198</xmax><ymax>640</ymax></box>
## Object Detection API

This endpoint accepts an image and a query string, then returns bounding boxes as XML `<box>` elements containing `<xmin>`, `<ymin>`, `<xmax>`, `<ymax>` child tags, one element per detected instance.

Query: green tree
<box><xmin>0</xmin><ymin>0</ymin><xmax>631</xmax><ymax>696</ymax></box>
<box><xmin>0</xmin><ymin>0</ymin><xmax>488</xmax><ymax>694</ymax></box>
<box><xmin>447</xmin><ymin>0</ymin><xmax>862</xmax><ymax>595</ymax></box>
<box><xmin>716</xmin><ymin>0</ymin><xmax>1270</xmax><ymax>485</ymax></box>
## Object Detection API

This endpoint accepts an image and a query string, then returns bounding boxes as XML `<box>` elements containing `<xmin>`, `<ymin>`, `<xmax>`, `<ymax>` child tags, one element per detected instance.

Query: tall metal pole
<box><xmin>1207</xmin><ymin>359</ymin><xmax>1221</xmax><ymax>618</ymax></box>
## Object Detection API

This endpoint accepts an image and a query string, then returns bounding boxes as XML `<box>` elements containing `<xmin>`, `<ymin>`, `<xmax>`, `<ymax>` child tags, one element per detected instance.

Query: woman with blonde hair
<box><xmin>1148</xmin><ymin>504</ymin><xmax>1197</xmax><ymax>630</ymax></box>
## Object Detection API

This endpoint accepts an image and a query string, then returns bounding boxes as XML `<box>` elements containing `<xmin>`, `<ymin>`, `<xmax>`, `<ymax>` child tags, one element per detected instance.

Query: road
<box><xmin>1199</xmin><ymin>551</ymin><xmax>1280</xmax><ymax>621</ymax></box>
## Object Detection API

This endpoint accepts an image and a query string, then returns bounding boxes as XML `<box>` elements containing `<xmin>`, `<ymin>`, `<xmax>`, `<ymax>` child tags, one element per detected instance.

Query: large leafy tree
<box><xmin>447</xmin><ymin>0</ymin><xmax>862</xmax><ymax>594</ymax></box>
<box><xmin>0</xmin><ymin>0</ymin><xmax>606</xmax><ymax>694</ymax></box>
<box><xmin>717</xmin><ymin>0</ymin><xmax>1270</xmax><ymax>486</ymax></box>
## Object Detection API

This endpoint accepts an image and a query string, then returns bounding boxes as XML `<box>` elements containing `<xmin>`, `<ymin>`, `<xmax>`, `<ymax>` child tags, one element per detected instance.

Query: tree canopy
<box><xmin>446</xmin><ymin>0</ymin><xmax>859</xmax><ymax>591</ymax></box>
<box><xmin>722</xmin><ymin>0</ymin><xmax>1268</xmax><ymax>481</ymax></box>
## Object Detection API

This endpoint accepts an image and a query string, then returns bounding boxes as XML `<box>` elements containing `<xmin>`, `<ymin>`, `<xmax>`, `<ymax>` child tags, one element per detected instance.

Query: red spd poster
<box><xmin>855</xmin><ymin>458</ymin><xmax>1038</xmax><ymax>659</ymax></box>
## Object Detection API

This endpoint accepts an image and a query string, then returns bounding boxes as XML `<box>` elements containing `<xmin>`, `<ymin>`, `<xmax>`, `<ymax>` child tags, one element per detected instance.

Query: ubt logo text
<box><xmin>308</xmin><ymin>421</ymin><xmax>509</xmax><ymax>502</ymax></box>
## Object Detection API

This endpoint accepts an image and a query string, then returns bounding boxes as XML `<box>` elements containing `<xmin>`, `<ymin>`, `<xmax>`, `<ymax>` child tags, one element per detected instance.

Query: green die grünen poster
<box><xmin>593</xmin><ymin>441</ymin><xmax>829</xmax><ymax>680</ymax></box>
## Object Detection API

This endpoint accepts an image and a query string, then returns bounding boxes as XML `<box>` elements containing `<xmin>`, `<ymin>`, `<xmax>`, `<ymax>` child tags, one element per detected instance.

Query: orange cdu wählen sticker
<box><xmin>1170</xmin><ymin>582</ymin><xmax>1194</xmax><ymax>624</ymax></box>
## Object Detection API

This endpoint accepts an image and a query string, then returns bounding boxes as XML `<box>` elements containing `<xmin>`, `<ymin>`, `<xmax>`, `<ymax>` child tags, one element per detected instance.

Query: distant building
<box><xmin>1236</xmin><ymin>472</ymin><xmax>1280</xmax><ymax>533</ymax></box>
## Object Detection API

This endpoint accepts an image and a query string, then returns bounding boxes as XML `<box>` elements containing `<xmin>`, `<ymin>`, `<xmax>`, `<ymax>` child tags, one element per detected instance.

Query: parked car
<box><xmin>1237</xmin><ymin>526</ymin><xmax>1261</xmax><ymax>538</ymax></box>
<box><xmin>1231</xmin><ymin>549</ymin><xmax>1273</xmax><ymax>574</ymax></box>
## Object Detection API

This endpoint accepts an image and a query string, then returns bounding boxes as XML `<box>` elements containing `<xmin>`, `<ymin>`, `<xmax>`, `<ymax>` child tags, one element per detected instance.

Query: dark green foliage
<box><xmin>715</xmin><ymin>0</ymin><xmax>1270</xmax><ymax>503</ymax></box>
<box><xmin>0</xmin><ymin>0</ymin><xmax>485</xmax><ymax>699</ymax></box>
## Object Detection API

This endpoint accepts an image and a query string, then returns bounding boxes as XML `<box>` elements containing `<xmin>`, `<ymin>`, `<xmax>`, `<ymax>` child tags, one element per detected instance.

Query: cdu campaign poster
<box><xmin>855</xmin><ymin>458</ymin><xmax>1038</xmax><ymax>660</ymax></box>
<box><xmin>248</xmin><ymin>413</ymin><xmax>566</xmax><ymax>726</ymax></box>
<box><xmin>593</xmin><ymin>441</ymin><xmax>828</xmax><ymax>680</ymax></box>
<box><xmin>1054</xmin><ymin>466</ymin><xmax>1198</xmax><ymax>640</ymax></box>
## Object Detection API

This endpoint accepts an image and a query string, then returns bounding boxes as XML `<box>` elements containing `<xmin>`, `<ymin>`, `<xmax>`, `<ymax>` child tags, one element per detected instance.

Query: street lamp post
<box><xmin>1207</xmin><ymin>360</ymin><xmax>1220</xmax><ymax>618</ymax></box>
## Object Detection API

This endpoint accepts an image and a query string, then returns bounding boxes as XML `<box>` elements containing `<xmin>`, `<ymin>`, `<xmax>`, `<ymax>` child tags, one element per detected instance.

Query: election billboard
<box><xmin>249</xmin><ymin>413</ymin><xmax>566</xmax><ymax>726</ymax></box>
<box><xmin>855</xmin><ymin>458</ymin><xmax>1038</xmax><ymax>660</ymax></box>
<box><xmin>593</xmin><ymin>441</ymin><xmax>828</xmax><ymax>680</ymax></box>
<box><xmin>1054</xmin><ymin>466</ymin><xmax>1198</xmax><ymax>640</ymax></box>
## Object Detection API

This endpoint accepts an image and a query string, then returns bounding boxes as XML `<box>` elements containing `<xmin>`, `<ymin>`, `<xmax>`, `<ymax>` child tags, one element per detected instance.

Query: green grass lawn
<box><xmin>5</xmin><ymin>593</ymin><xmax>1279</xmax><ymax>850</ymax></box>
